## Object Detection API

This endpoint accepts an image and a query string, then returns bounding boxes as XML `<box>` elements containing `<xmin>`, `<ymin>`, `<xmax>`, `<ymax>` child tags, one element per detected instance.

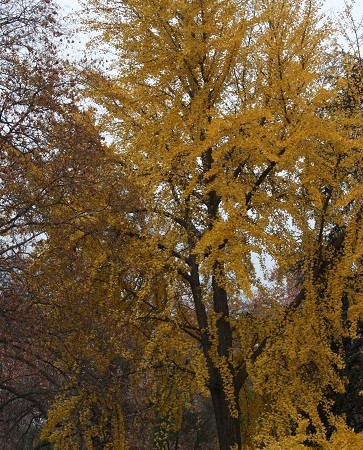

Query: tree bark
<box><xmin>210</xmin><ymin>372</ymin><xmax>242</xmax><ymax>450</ymax></box>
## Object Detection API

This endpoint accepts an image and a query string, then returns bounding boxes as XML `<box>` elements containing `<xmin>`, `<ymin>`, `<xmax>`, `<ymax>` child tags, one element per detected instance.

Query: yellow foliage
<box><xmin>41</xmin><ymin>386</ymin><xmax>128</xmax><ymax>449</ymax></box>
<box><xmin>29</xmin><ymin>0</ymin><xmax>363</xmax><ymax>448</ymax></box>
<box><xmin>79</xmin><ymin>0</ymin><xmax>363</xmax><ymax>447</ymax></box>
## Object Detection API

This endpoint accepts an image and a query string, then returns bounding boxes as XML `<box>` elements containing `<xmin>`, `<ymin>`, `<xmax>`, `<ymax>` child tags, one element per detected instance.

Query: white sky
<box><xmin>55</xmin><ymin>0</ymin><xmax>362</xmax><ymax>52</ymax></box>
<box><xmin>55</xmin><ymin>0</ymin><xmax>361</xmax><ymax>17</ymax></box>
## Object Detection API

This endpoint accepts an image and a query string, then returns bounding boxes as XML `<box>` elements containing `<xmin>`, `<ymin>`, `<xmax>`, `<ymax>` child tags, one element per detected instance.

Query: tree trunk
<box><xmin>188</xmin><ymin>248</ymin><xmax>243</xmax><ymax>449</ymax></box>
<box><xmin>210</xmin><ymin>272</ymin><xmax>242</xmax><ymax>449</ymax></box>
<box><xmin>210</xmin><ymin>375</ymin><xmax>242</xmax><ymax>450</ymax></box>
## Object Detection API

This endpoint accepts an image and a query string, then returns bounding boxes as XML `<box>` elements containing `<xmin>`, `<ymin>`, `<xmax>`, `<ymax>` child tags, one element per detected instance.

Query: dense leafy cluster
<box><xmin>1</xmin><ymin>0</ymin><xmax>363</xmax><ymax>449</ymax></box>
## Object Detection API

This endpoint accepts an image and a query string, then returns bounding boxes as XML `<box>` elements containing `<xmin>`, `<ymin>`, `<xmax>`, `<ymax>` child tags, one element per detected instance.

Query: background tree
<box><xmin>0</xmin><ymin>1</ymin><xmax>143</xmax><ymax>447</ymax></box>
<box><xmin>0</xmin><ymin>1</ymin><xmax>66</xmax><ymax>447</ymax></box>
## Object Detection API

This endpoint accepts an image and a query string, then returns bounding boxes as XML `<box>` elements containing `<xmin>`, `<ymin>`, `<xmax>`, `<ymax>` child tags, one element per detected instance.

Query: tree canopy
<box><xmin>1</xmin><ymin>0</ymin><xmax>363</xmax><ymax>449</ymax></box>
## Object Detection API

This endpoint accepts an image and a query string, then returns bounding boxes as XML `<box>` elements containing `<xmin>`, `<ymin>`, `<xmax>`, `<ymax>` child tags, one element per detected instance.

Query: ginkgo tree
<box><xmin>76</xmin><ymin>0</ymin><xmax>363</xmax><ymax>448</ymax></box>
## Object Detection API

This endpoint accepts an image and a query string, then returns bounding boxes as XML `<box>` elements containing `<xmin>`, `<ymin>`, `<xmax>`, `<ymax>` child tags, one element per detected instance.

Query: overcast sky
<box><xmin>55</xmin><ymin>0</ymin><xmax>361</xmax><ymax>17</ymax></box>
<box><xmin>55</xmin><ymin>0</ymin><xmax>362</xmax><ymax>47</ymax></box>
